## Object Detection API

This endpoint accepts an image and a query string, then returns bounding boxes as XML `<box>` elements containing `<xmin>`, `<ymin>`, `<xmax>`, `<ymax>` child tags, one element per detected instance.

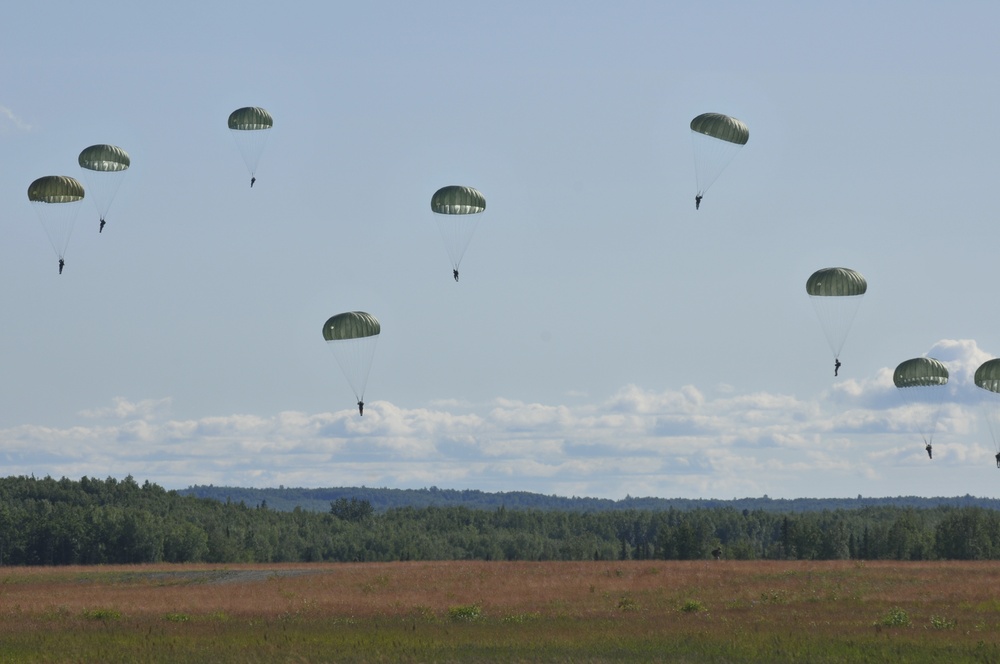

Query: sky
<box><xmin>3</xmin><ymin>1</ymin><xmax>1000</xmax><ymax>500</ymax></box>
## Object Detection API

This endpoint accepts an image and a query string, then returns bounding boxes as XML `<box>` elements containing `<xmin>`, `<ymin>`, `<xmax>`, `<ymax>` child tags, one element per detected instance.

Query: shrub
<box><xmin>930</xmin><ymin>615</ymin><xmax>956</xmax><ymax>630</ymax></box>
<box><xmin>448</xmin><ymin>604</ymin><xmax>482</xmax><ymax>622</ymax></box>
<box><xmin>680</xmin><ymin>600</ymin><xmax>705</xmax><ymax>613</ymax></box>
<box><xmin>874</xmin><ymin>607</ymin><xmax>910</xmax><ymax>628</ymax></box>
<box><xmin>81</xmin><ymin>608</ymin><xmax>121</xmax><ymax>621</ymax></box>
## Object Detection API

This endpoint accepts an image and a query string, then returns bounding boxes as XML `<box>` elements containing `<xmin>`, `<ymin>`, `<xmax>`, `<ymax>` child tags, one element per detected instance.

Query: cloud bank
<box><xmin>3</xmin><ymin>340</ymin><xmax>999</xmax><ymax>500</ymax></box>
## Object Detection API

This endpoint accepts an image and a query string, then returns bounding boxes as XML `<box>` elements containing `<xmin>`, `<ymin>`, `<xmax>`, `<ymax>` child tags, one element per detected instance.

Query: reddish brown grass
<box><xmin>1</xmin><ymin>560</ymin><xmax>999</xmax><ymax>662</ymax></box>
<box><xmin>1</xmin><ymin>559</ymin><xmax>998</xmax><ymax>621</ymax></box>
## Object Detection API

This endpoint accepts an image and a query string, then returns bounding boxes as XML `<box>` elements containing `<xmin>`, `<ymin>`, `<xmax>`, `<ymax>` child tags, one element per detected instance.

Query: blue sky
<box><xmin>3</xmin><ymin>1</ymin><xmax>1000</xmax><ymax>499</ymax></box>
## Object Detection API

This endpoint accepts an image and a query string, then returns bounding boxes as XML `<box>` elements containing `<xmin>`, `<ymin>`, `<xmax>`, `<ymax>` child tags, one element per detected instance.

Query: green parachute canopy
<box><xmin>322</xmin><ymin>312</ymin><xmax>381</xmax><ymax>341</ymax></box>
<box><xmin>431</xmin><ymin>186</ymin><xmax>486</xmax><ymax>215</ymax></box>
<box><xmin>689</xmin><ymin>112</ymin><xmax>748</xmax><ymax>201</ymax></box>
<box><xmin>806</xmin><ymin>267</ymin><xmax>868</xmax><ymax>297</ymax></box>
<box><xmin>28</xmin><ymin>175</ymin><xmax>85</xmax><ymax>203</ymax></box>
<box><xmin>322</xmin><ymin>312</ymin><xmax>380</xmax><ymax>408</ymax></box>
<box><xmin>228</xmin><ymin>106</ymin><xmax>273</xmax><ymax>130</ymax></box>
<box><xmin>430</xmin><ymin>185</ymin><xmax>486</xmax><ymax>278</ymax></box>
<box><xmin>893</xmin><ymin>358</ymin><xmax>949</xmax><ymax>388</ymax></box>
<box><xmin>689</xmin><ymin>113</ymin><xmax>750</xmax><ymax>145</ymax></box>
<box><xmin>228</xmin><ymin>107</ymin><xmax>272</xmax><ymax>181</ymax></box>
<box><xmin>78</xmin><ymin>144</ymin><xmax>130</xmax><ymax>172</ymax></box>
<box><xmin>975</xmin><ymin>359</ymin><xmax>1000</xmax><ymax>394</ymax></box>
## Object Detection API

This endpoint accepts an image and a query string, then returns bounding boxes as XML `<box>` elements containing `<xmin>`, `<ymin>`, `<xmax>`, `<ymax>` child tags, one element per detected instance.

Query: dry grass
<box><xmin>1</xmin><ymin>560</ymin><xmax>999</xmax><ymax>662</ymax></box>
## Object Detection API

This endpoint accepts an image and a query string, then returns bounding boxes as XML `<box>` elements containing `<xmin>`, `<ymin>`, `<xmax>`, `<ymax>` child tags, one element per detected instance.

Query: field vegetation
<box><xmin>2</xmin><ymin>560</ymin><xmax>1000</xmax><ymax>662</ymax></box>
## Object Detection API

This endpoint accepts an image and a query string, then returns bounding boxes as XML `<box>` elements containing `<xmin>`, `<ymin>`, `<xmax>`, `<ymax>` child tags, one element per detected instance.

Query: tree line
<box><xmin>179</xmin><ymin>484</ymin><xmax>1000</xmax><ymax>514</ymax></box>
<box><xmin>2</xmin><ymin>475</ymin><xmax>1000</xmax><ymax>565</ymax></box>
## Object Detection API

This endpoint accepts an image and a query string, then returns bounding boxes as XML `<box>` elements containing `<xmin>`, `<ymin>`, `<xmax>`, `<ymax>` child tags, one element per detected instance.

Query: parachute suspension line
<box><xmin>56</xmin><ymin>226</ymin><xmax>75</xmax><ymax>260</ymax></box>
<box><xmin>38</xmin><ymin>222</ymin><xmax>73</xmax><ymax>261</ymax></box>
<box><xmin>691</xmin><ymin>143</ymin><xmax>706</xmax><ymax>199</ymax></box>
<box><xmin>33</xmin><ymin>212</ymin><xmax>72</xmax><ymax>259</ymax></box>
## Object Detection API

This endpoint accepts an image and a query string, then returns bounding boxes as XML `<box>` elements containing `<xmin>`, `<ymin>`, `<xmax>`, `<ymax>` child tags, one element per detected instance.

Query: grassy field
<box><xmin>1</xmin><ymin>560</ymin><xmax>999</xmax><ymax>662</ymax></box>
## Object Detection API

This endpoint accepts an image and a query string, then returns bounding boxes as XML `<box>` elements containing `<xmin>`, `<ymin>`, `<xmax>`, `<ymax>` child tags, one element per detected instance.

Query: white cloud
<box><xmin>2</xmin><ymin>340</ymin><xmax>998</xmax><ymax>499</ymax></box>
<box><xmin>79</xmin><ymin>397</ymin><xmax>172</xmax><ymax>421</ymax></box>
<box><xmin>0</xmin><ymin>105</ymin><xmax>32</xmax><ymax>132</ymax></box>
<box><xmin>928</xmin><ymin>339</ymin><xmax>994</xmax><ymax>385</ymax></box>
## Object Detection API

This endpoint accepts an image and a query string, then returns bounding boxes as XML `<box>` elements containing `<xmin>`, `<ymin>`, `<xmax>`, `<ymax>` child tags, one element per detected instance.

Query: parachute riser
<box><xmin>433</xmin><ymin>214</ymin><xmax>482</xmax><ymax>271</ymax></box>
<box><xmin>809</xmin><ymin>294</ymin><xmax>864</xmax><ymax>360</ymax></box>
<box><xmin>30</xmin><ymin>200</ymin><xmax>82</xmax><ymax>260</ymax></box>
<box><xmin>894</xmin><ymin>385</ymin><xmax>948</xmax><ymax>451</ymax></box>
<box><xmin>690</xmin><ymin>131</ymin><xmax>744</xmax><ymax>197</ymax></box>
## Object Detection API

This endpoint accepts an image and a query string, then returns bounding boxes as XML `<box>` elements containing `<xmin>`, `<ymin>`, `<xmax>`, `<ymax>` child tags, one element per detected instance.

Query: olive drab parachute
<box><xmin>689</xmin><ymin>112</ymin><xmax>748</xmax><ymax>206</ymax></box>
<box><xmin>806</xmin><ymin>267</ymin><xmax>867</xmax><ymax>371</ymax></box>
<box><xmin>893</xmin><ymin>358</ymin><xmax>949</xmax><ymax>389</ymax></box>
<box><xmin>974</xmin><ymin>359</ymin><xmax>1000</xmax><ymax>457</ymax></box>
<box><xmin>28</xmin><ymin>175</ymin><xmax>85</xmax><ymax>264</ymax></box>
<box><xmin>78</xmin><ymin>144</ymin><xmax>130</xmax><ymax>232</ymax></box>
<box><xmin>430</xmin><ymin>185</ymin><xmax>486</xmax><ymax>281</ymax></box>
<box><xmin>893</xmin><ymin>357</ymin><xmax>950</xmax><ymax>452</ymax></box>
<box><xmin>322</xmin><ymin>312</ymin><xmax>380</xmax><ymax>414</ymax></box>
<box><xmin>228</xmin><ymin>106</ymin><xmax>272</xmax><ymax>185</ymax></box>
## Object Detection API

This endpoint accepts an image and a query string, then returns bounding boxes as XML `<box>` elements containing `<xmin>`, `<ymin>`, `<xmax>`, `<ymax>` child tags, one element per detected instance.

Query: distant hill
<box><xmin>177</xmin><ymin>485</ymin><xmax>1000</xmax><ymax>514</ymax></box>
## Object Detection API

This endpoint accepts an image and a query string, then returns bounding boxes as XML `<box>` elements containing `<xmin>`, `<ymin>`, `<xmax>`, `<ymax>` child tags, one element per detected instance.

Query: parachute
<box><xmin>974</xmin><ymin>359</ymin><xmax>1000</xmax><ymax>457</ymax></box>
<box><xmin>689</xmin><ymin>112</ymin><xmax>748</xmax><ymax>205</ymax></box>
<box><xmin>27</xmin><ymin>175</ymin><xmax>85</xmax><ymax>262</ymax></box>
<box><xmin>806</xmin><ymin>267</ymin><xmax>867</xmax><ymax>371</ymax></box>
<box><xmin>322</xmin><ymin>311</ymin><xmax>380</xmax><ymax>414</ymax></box>
<box><xmin>228</xmin><ymin>107</ymin><xmax>272</xmax><ymax>185</ymax></box>
<box><xmin>78</xmin><ymin>144</ymin><xmax>130</xmax><ymax>232</ymax></box>
<box><xmin>893</xmin><ymin>357</ymin><xmax>949</xmax><ymax>451</ymax></box>
<box><xmin>430</xmin><ymin>185</ymin><xmax>485</xmax><ymax>281</ymax></box>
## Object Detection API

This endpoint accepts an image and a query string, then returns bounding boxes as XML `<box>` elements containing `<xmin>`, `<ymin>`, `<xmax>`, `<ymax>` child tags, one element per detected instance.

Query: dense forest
<box><xmin>4</xmin><ymin>475</ymin><xmax>1000</xmax><ymax>565</ymax></box>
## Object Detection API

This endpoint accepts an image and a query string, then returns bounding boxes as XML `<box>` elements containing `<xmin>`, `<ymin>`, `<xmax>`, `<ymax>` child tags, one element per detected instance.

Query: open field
<box><xmin>2</xmin><ymin>560</ymin><xmax>1000</xmax><ymax>662</ymax></box>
